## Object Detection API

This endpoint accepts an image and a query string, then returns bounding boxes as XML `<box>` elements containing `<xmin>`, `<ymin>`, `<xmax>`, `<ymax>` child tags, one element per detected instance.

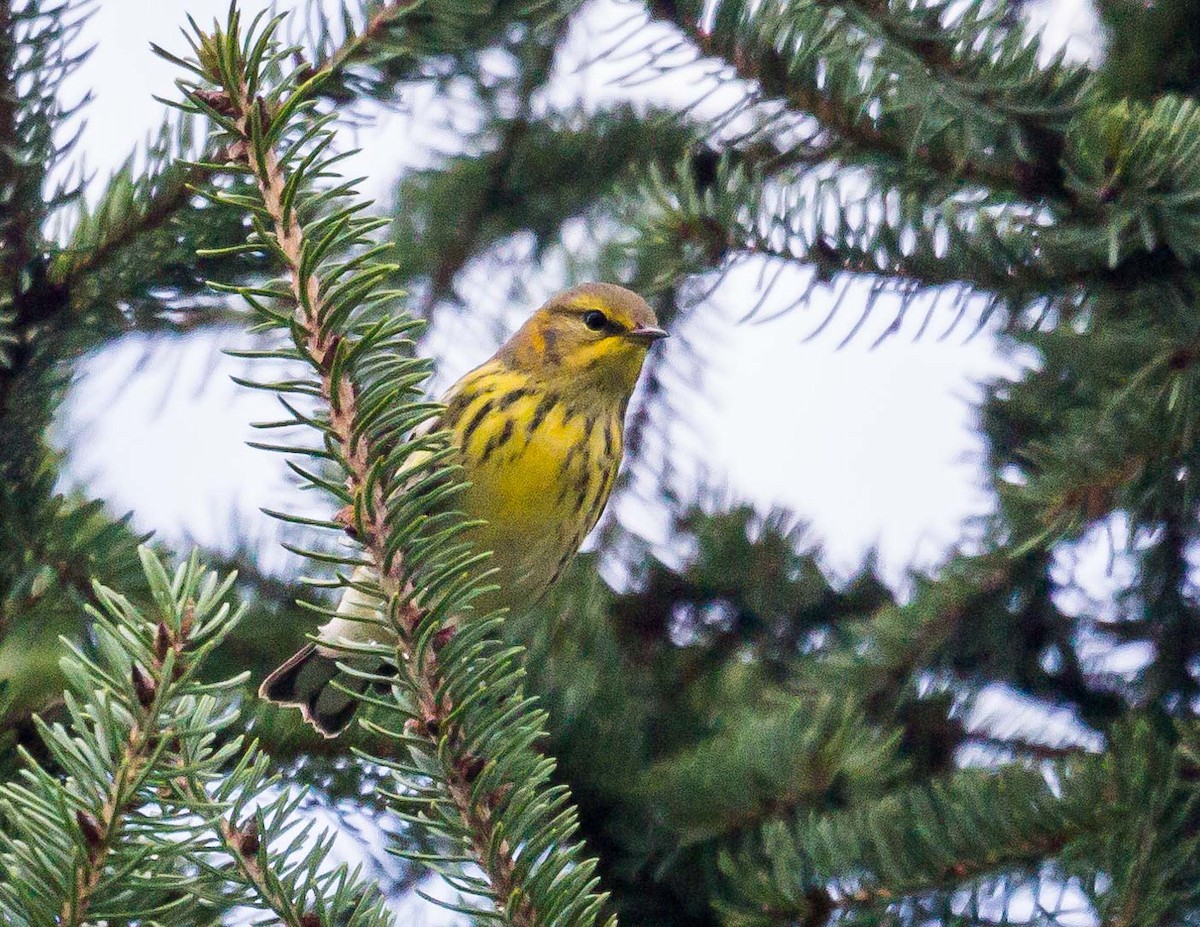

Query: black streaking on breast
<box><xmin>493</xmin><ymin>386</ymin><xmax>532</xmax><ymax>412</ymax></box>
<box><xmin>480</xmin><ymin>417</ymin><xmax>516</xmax><ymax>464</ymax></box>
<box><xmin>440</xmin><ymin>390</ymin><xmax>473</xmax><ymax>427</ymax></box>
<box><xmin>457</xmin><ymin>397</ymin><xmax>495</xmax><ymax>451</ymax></box>
<box><xmin>526</xmin><ymin>393</ymin><xmax>557</xmax><ymax>438</ymax></box>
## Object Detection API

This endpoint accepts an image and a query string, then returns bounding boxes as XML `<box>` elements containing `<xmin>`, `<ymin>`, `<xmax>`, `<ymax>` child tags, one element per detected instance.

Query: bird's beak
<box><xmin>626</xmin><ymin>325</ymin><xmax>669</xmax><ymax>344</ymax></box>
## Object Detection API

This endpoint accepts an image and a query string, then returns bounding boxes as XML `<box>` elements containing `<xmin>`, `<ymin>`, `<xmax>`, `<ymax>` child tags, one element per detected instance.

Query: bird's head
<box><xmin>498</xmin><ymin>283</ymin><xmax>667</xmax><ymax>397</ymax></box>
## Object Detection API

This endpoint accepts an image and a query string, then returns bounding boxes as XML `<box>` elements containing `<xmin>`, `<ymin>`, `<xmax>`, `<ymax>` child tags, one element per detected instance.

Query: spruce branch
<box><xmin>0</xmin><ymin>461</ymin><xmax>153</xmax><ymax>733</ymax></box>
<box><xmin>168</xmin><ymin>745</ymin><xmax>393</xmax><ymax>927</ymax></box>
<box><xmin>4</xmin><ymin>502</ymin><xmax>111</xmax><ymax>618</ymax></box>
<box><xmin>620</xmin><ymin>13</ymin><xmax>1200</xmax><ymax>345</ymax></box>
<box><xmin>0</xmin><ymin>0</ymin><xmax>88</xmax><ymax>416</ymax></box>
<box><xmin>645</xmin><ymin>0</ymin><xmax>994</xmax><ymax>190</ymax></box>
<box><xmin>51</xmin><ymin>0</ymin><xmax>491</xmax><ymax>333</ymax></box>
<box><xmin>633</xmin><ymin>144</ymin><xmax>1127</xmax><ymax>296</ymax></box>
<box><xmin>715</xmin><ymin>759</ymin><xmax>1102</xmax><ymax>925</ymax></box>
<box><xmin>812</xmin><ymin>556</ymin><xmax>1015</xmax><ymax>706</ymax></box>
<box><xmin>230</xmin><ymin>77</ymin><xmax>562</xmax><ymax>925</ymax></box>
<box><xmin>166</xmin><ymin>9</ymin><xmax>611</xmax><ymax>925</ymax></box>
<box><xmin>835</xmin><ymin>0</ymin><xmax>1086</xmax><ymax>145</ymax></box>
<box><xmin>0</xmin><ymin>0</ymin><xmax>32</xmax><ymax>286</ymax></box>
<box><xmin>51</xmin><ymin>143</ymin><xmax>216</xmax><ymax>301</ymax></box>
<box><xmin>643</xmin><ymin>0</ymin><xmax>1082</xmax><ymax>202</ymax></box>
<box><xmin>1063</xmin><ymin>719</ymin><xmax>1200</xmax><ymax>927</ymax></box>
<box><xmin>0</xmin><ymin>547</ymin><xmax>391</xmax><ymax>926</ymax></box>
<box><xmin>172</xmin><ymin>772</ymin><xmax>312</xmax><ymax>926</ymax></box>
<box><xmin>314</xmin><ymin>0</ymin><xmax>429</xmax><ymax>91</ymax></box>
<box><xmin>0</xmin><ymin>0</ymin><xmax>90</xmax><ymax>286</ymax></box>
<box><xmin>637</xmin><ymin>697</ymin><xmax>905</xmax><ymax>845</ymax></box>
<box><xmin>965</xmin><ymin>733</ymin><xmax>1093</xmax><ymax>762</ymax></box>
<box><xmin>392</xmin><ymin>106</ymin><xmax>696</xmax><ymax>313</ymax></box>
<box><xmin>0</xmin><ymin>549</ymin><xmax>247</xmax><ymax>925</ymax></box>
<box><xmin>623</xmin><ymin>157</ymin><xmax>1049</xmax><ymax>339</ymax></box>
<box><xmin>56</xmin><ymin>587</ymin><xmax>196</xmax><ymax>926</ymax></box>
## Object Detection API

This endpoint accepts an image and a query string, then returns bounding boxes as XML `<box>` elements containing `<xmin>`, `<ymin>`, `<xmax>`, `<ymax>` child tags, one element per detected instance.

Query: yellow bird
<box><xmin>261</xmin><ymin>282</ymin><xmax>667</xmax><ymax>735</ymax></box>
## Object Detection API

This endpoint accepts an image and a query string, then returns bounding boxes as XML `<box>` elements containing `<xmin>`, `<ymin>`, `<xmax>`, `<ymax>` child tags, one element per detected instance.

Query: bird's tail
<box><xmin>259</xmin><ymin>644</ymin><xmax>367</xmax><ymax>738</ymax></box>
<box><xmin>261</xmin><ymin>565</ymin><xmax>389</xmax><ymax>737</ymax></box>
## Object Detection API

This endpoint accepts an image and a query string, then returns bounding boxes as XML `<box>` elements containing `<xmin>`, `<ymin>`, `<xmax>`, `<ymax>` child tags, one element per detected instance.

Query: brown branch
<box><xmin>1042</xmin><ymin>454</ymin><xmax>1149</xmax><ymax>526</ymax></box>
<box><xmin>220</xmin><ymin>81</ymin><xmax>540</xmax><ymax>927</ymax></box>
<box><xmin>51</xmin><ymin>162</ymin><xmax>213</xmax><ymax>296</ymax></box>
<box><xmin>0</xmin><ymin>3</ymin><xmax>437</xmax><ymax>428</ymax></box>
<box><xmin>725</xmin><ymin>226</ymin><xmax>1191</xmax><ymax>331</ymax></box>
<box><xmin>19</xmin><ymin>2</ymin><xmax>426</xmax><ymax>328</ymax></box>
<box><xmin>54</xmin><ymin>2</ymin><xmax>417</xmax><ymax>299</ymax></box>
<box><xmin>966</xmin><ymin>734</ymin><xmax>1094</xmax><ymax>762</ymax></box>
<box><xmin>170</xmin><ymin>772</ymin><xmax>317</xmax><ymax>927</ymax></box>
<box><xmin>59</xmin><ymin>610</ymin><xmax>190</xmax><ymax>925</ymax></box>
<box><xmin>315</xmin><ymin>0</ymin><xmax>420</xmax><ymax>85</ymax></box>
<box><xmin>726</xmin><ymin>763</ymin><xmax>1091</xmax><ymax>925</ymax></box>
<box><xmin>62</xmin><ymin>744</ymin><xmax>150</xmax><ymax>925</ymax></box>
<box><xmin>733</xmin><ymin>239</ymin><xmax>1031</xmax><ymax>297</ymax></box>
<box><xmin>728</xmin><ymin>809</ymin><xmax>1078</xmax><ymax>926</ymax></box>
<box><xmin>837</xmin><ymin>829</ymin><xmax>1074</xmax><ymax>907</ymax></box>
<box><xmin>645</xmin><ymin>0</ymin><xmax>1061</xmax><ymax>202</ymax></box>
<box><xmin>848</xmin><ymin>558</ymin><xmax>1014</xmax><ymax>711</ymax></box>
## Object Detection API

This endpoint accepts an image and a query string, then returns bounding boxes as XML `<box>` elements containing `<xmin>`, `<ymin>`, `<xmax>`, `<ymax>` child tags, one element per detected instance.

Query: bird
<box><xmin>260</xmin><ymin>282</ymin><xmax>668</xmax><ymax>736</ymax></box>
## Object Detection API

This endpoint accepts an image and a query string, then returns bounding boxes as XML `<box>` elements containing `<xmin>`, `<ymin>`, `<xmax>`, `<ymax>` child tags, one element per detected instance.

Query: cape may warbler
<box><xmin>262</xmin><ymin>282</ymin><xmax>667</xmax><ymax>735</ymax></box>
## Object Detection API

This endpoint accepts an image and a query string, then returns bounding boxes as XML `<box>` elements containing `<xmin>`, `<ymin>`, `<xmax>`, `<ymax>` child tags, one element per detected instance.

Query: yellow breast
<box><xmin>442</xmin><ymin>365</ymin><xmax>623</xmax><ymax>614</ymax></box>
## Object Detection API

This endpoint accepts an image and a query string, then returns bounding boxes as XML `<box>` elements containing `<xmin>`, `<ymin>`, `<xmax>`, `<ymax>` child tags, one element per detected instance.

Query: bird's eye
<box><xmin>582</xmin><ymin>310</ymin><xmax>608</xmax><ymax>331</ymax></box>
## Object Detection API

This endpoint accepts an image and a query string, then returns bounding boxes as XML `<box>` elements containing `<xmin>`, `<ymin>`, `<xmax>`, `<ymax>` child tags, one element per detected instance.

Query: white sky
<box><xmin>58</xmin><ymin>0</ymin><xmax>1101</xmax><ymax>586</ymax></box>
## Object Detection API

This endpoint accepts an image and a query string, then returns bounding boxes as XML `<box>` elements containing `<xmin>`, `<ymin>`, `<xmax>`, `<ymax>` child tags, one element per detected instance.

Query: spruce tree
<box><xmin>2</xmin><ymin>0</ymin><xmax>1200</xmax><ymax>925</ymax></box>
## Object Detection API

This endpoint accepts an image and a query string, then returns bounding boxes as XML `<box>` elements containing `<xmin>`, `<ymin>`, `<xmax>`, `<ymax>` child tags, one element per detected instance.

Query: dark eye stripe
<box><xmin>574</xmin><ymin>307</ymin><xmax>629</xmax><ymax>334</ymax></box>
<box><xmin>550</xmin><ymin>303</ymin><xmax>630</xmax><ymax>335</ymax></box>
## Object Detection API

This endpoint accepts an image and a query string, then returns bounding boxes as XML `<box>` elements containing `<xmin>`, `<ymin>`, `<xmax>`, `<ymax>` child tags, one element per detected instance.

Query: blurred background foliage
<box><xmin>4</xmin><ymin>0</ymin><xmax>1200</xmax><ymax>923</ymax></box>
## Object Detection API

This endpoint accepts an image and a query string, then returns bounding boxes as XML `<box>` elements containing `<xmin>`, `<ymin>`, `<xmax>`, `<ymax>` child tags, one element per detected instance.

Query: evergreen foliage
<box><xmin>159</xmin><ymin>8</ymin><xmax>613</xmax><ymax>924</ymax></box>
<box><xmin>0</xmin><ymin>547</ymin><xmax>392</xmax><ymax>925</ymax></box>
<box><xmin>2</xmin><ymin>0</ymin><xmax>1200</xmax><ymax>924</ymax></box>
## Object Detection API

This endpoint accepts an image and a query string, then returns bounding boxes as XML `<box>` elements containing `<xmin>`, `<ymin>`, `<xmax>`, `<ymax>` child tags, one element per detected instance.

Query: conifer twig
<box><xmin>644</xmin><ymin>0</ymin><xmax>1066</xmax><ymax>202</ymax></box>
<box><xmin>0</xmin><ymin>0</ymin><xmax>34</xmax><ymax>286</ymax></box>
<box><xmin>170</xmin><ymin>771</ymin><xmax>314</xmax><ymax>927</ymax></box>
<box><xmin>61</xmin><ymin>602</ymin><xmax>193</xmax><ymax>925</ymax></box>
<box><xmin>55</xmin><ymin>1</ymin><xmax>429</xmax><ymax>320</ymax></box>
<box><xmin>52</xmin><ymin>161</ymin><xmax>212</xmax><ymax>295</ymax></box>
<box><xmin>223</xmin><ymin>79</ymin><xmax>542</xmax><ymax>927</ymax></box>
<box><xmin>171</xmin><ymin>13</ymin><xmax>611</xmax><ymax>923</ymax></box>
<box><xmin>0</xmin><ymin>0</ymin><xmax>81</xmax><ymax>416</ymax></box>
<box><xmin>1</xmin><ymin>548</ymin><xmax>391</xmax><ymax>925</ymax></box>
<box><xmin>61</xmin><ymin>731</ymin><xmax>149</xmax><ymax>925</ymax></box>
<box><xmin>317</xmin><ymin>0</ymin><xmax>419</xmax><ymax>83</ymax></box>
<box><xmin>718</xmin><ymin>760</ymin><xmax>1101</xmax><ymax>923</ymax></box>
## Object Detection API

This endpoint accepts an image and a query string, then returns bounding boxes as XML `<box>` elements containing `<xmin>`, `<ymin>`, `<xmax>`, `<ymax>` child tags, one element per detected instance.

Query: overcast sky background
<box><xmin>56</xmin><ymin>0</ymin><xmax>1104</xmax><ymax>592</ymax></box>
